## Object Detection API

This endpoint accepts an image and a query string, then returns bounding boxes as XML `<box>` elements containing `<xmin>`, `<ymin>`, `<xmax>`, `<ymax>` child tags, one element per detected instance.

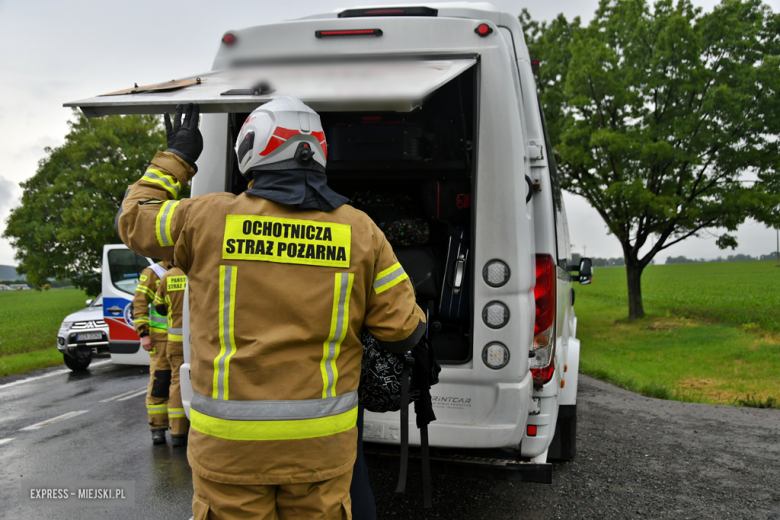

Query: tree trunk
<box><xmin>625</xmin><ymin>260</ymin><xmax>645</xmax><ymax>319</ymax></box>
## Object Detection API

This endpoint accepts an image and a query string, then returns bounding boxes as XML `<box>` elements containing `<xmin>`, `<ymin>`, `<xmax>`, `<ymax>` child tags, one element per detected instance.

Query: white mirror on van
<box><xmin>85</xmin><ymin>299</ymin><xmax>93</xmax><ymax>307</ymax></box>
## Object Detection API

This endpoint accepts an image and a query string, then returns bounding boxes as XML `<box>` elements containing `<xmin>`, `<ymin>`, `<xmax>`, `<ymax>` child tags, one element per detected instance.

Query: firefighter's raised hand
<box><xmin>141</xmin><ymin>335</ymin><xmax>153</xmax><ymax>352</ymax></box>
<box><xmin>164</xmin><ymin>103</ymin><xmax>203</xmax><ymax>173</ymax></box>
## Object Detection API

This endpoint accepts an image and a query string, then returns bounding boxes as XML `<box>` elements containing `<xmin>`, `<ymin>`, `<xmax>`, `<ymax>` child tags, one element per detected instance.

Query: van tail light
<box><xmin>531</xmin><ymin>254</ymin><xmax>556</xmax><ymax>385</ymax></box>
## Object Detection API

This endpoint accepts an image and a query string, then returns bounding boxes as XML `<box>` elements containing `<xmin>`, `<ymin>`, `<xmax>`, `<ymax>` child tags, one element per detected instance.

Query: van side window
<box><xmin>538</xmin><ymin>101</ymin><xmax>571</xmax><ymax>269</ymax></box>
<box><xmin>108</xmin><ymin>249</ymin><xmax>149</xmax><ymax>295</ymax></box>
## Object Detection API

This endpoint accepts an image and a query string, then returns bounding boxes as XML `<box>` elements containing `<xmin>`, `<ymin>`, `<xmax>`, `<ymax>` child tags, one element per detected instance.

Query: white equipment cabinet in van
<box><xmin>69</xmin><ymin>3</ymin><xmax>593</xmax><ymax>481</ymax></box>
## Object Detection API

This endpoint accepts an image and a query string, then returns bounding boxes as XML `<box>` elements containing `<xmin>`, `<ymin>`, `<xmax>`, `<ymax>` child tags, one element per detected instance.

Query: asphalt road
<box><xmin>0</xmin><ymin>363</ymin><xmax>778</xmax><ymax>519</ymax></box>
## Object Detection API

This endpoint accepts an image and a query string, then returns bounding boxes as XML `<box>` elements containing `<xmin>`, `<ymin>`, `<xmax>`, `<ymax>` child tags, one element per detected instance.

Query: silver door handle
<box><xmin>452</xmin><ymin>254</ymin><xmax>466</xmax><ymax>294</ymax></box>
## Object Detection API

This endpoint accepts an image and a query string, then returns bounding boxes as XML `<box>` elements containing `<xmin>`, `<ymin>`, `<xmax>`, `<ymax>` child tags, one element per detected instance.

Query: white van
<box><xmin>70</xmin><ymin>3</ymin><xmax>592</xmax><ymax>480</ymax></box>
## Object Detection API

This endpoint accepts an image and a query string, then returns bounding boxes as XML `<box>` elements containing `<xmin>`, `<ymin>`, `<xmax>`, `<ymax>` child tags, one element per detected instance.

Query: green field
<box><xmin>576</xmin><ymin>261</ymin><xmax>780</xmax><ymax>406</ymax></box>
<box><xmin>0</xmin><ymin>288</ymin><xmax>88</xmax><ymax>377</ymax></box>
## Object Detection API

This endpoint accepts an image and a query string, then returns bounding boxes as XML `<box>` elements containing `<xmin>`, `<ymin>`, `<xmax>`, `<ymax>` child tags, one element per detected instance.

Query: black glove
<box><xmin>164</xmin><ymin>103</ymin><xmax>203</xmax><ymax>172</ymax></box>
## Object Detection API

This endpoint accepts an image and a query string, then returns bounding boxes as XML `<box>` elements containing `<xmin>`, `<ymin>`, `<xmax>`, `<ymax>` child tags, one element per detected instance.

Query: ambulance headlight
<box><xmin>482</xmin><ymin>301</ymin><xmax>509</xmax><ymax>329</ymax></box>
<box><xmin>482</xmin><ymin>342</ymin><xmax>510</xmax><ymax>370</ymax></box>
<box><xmin>483</xmin><ymin>260</ymin><xmax>510</xmax><ymax>287</ymax></box>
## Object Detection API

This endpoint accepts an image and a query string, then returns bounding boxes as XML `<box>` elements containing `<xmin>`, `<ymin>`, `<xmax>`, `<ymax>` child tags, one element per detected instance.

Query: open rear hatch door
<box><xmin>65</xmin><ymin>57</ymin><xmax>477</xmax><ymax>116</ymax></box>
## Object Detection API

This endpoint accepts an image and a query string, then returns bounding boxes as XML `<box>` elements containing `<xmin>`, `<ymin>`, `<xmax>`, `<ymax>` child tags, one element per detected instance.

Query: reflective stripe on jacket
<box><xmin>132</xmin><ymin>262</ymin><xmax>169</xmax><ymax>337</ymax></box>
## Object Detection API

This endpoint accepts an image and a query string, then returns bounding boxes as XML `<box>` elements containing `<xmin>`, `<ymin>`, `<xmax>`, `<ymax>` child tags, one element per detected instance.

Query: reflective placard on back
<box><xmin>222</xmin><ymin>215</ymin><xmax>351</xmax><ymax>268</ymax></box>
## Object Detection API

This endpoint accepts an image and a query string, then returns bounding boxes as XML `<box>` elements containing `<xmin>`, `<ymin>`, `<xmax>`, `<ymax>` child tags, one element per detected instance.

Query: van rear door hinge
<box><xmin>526</xmin><ymin>143</ymin><xmax>544</xmax><ymax>162</ymax></box>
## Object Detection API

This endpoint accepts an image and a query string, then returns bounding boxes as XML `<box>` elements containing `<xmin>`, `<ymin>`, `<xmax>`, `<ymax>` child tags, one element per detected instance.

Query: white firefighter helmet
<box><xmin>235</xmin><ymin>96</ymin><xmax>327</xmax><ymax>179</ymax></box>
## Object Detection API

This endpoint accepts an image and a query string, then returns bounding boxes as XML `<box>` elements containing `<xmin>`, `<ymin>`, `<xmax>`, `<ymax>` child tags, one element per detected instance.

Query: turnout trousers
<box><xmin>146</xmin><ymin>332</ymin><xmax>170</xmax><ymax>430</ymax></box>
<box><xmin>166</xmin><ymin>340</ymin><xmax>189</xmax><ymax>435</ymax></box>
<box><xmin>192</xmin><ymin>469</ymin><xmax>353</xmax><ymax>520</ymax></box>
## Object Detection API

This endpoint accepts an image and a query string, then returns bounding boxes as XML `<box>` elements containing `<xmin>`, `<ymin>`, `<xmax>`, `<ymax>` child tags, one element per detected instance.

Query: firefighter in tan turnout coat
<box><xmin>117</xmin><ymin>100</ymin><xmax>425</xmax><ymax>519</ymax></box>
<box><xmin>132</xmin><ymin>260</ymin><xmax>172</xmax><ymax>444</ymax></box>
<box><xmin>154</xmin><ymin>266</ymin><xmax>190</xmax><ymax>446</ymax></box>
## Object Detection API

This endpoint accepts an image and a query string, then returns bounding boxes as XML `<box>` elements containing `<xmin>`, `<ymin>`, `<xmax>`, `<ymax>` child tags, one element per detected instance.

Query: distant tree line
<box><xmin>665</xmin><ymin>252</ymin><xmax>779</xmax><ymax>264</ymax></box>
<box><xmin>572</xmin><ymin>253</ymin><xmax>628</xmax><ymax>267</ymax></box>
<box><xmin>571</xmin><ymin>251</ymin><xmax>777</xmax><ymax>267</ymax></box>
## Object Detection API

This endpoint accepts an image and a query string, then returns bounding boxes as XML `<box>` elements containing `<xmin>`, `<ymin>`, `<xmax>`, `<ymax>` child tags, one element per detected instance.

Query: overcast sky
<box><xmin>0</xmin><ymin>0</ymin><xmax>777</xmax><ymax>267</ymax></box>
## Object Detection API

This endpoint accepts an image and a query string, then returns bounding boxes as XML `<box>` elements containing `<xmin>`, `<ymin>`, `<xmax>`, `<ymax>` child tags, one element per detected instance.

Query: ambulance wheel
<box><xmin>548</xmin><ymin>404</ymin><xmax>577</xmax><ymax>461</ymax></box>
<box><xmin>63</xmin><ymin>353</ymin><xmax>91</xmax><ymax>372</ymax></box>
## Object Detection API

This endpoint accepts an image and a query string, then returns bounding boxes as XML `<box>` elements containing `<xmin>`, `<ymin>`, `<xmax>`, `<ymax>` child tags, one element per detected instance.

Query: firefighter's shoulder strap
<box><xmin>149</xmin><ymin>263</ymin><xmax>167</xmax><ymax>279</ymax></box>
<box><xmin>395</xmin><ymin>337</ymin><xmax>440</xmax><ymax>509</ymax></box>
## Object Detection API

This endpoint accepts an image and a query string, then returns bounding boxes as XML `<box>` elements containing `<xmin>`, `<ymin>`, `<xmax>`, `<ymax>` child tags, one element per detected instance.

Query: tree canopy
<box><xmin>523</xmin><ymin>0</ymin><xmax>780</xmax><ymax>318</ymax></box>
<box><xmin>3</xmin><ymin>112</ymin><xmax>166</xmax><ymax>296</ymax></box>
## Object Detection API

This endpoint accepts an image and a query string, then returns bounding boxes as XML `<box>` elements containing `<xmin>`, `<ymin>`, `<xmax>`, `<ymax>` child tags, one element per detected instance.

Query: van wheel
<box><xmin>548</xmin><ymin>404</ymin><xmax>577</xmax><ymax>461</ymax></box>
<box><xmin>63</xmin><ymin>353</ymin><xmax>91</xmax><ymax>372</ymax></box>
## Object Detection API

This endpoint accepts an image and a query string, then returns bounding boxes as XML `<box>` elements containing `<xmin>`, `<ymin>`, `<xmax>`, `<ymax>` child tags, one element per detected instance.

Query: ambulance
<box><xmin>100</xmin><ymin>244</ymin><xmax>152</xmax><ymax>366</ymax></box>
<box><xmin>70</xmin><ymin>2</ymin><xmax>593</xmax><ymax>481</ymax></box>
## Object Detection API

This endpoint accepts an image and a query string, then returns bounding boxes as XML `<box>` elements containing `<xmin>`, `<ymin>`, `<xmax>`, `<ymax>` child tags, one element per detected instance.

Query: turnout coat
<box><xmin>117</xmin><ymin>151</ymin><xmax>425</xmax><ymax>485</ymax></box>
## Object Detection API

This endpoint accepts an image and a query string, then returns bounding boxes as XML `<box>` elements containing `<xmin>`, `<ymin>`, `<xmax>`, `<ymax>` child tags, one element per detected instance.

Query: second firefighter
<box><xmin>154</xmin><ymin>265</ymin><xmax>190</xmax><ymax>447</ymax></box>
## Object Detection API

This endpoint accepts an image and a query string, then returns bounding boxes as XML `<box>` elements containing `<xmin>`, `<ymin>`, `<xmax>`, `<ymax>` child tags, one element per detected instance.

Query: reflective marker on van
<box><xmin>482</xmin><ymin>343</ymin><xmax>510</xmax><ymax>370</ymax></box>
<box><xmin>482</xmin><ymin>301</ymin><xmax>509</xmax><ymax>329</ymax></box>
<box><xmin>483</xmin><ymin>260</ymin><xmax>510</xmax><ymax>287</ymax></box>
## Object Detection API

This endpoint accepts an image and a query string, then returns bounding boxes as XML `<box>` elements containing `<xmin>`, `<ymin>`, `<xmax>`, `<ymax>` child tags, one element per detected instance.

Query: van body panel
<box><xmin>365</xmin><ymin>370</ymin><xmax>533</xmax><ymax>448</ymax></box>
<box><xmin>66</xmin><ymin>58</ymin><xmax>477</xmax><ymax>117</ymax></box>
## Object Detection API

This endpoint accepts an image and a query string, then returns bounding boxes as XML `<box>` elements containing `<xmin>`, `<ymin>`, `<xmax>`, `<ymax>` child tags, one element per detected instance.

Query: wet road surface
<box><xmin>0</xmin><ymin>362</ymin><xmax>193</xmax><ymax>520</ymax></box>
<box><xmin>1</xmin><ymin>364</ymin><xmax>778</xmax><ymax>519</ymax></box>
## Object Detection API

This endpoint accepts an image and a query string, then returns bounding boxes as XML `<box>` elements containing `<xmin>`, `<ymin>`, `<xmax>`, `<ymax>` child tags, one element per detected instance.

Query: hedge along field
<box><xmin>576</xmin><ymin>261</ymin><xmax>780</xmax><ymax>406</ymax></box>
<box><xmin>0</xmin><ymin>288</ymin><xmax>87</xmax><ymax>376</ymax></box>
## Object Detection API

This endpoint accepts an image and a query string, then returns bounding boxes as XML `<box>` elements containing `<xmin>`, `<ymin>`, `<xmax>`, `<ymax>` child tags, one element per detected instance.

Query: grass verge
<box><xmin>576</xmin><ymin>271</ymin><xmax>780</xmax><ymax>407</ymax></box>
<box><xmin>0</xmin><ymin>349</ymin><xmax>65</xmax><ymax>378</ymax></box>
<box><xmin>0</xmin><ymin>288</ymin><xmax>87</xmax><ymax>377</ymax></box>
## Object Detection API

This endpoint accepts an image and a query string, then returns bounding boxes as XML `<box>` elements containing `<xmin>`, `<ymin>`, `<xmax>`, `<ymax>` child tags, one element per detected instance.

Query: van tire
<box><xmin>63</xmin><ymin>353</ymin><xmax>91</xmax><ymax>372</ymax></box>
<box><xmin>548</xmin><ymin>404</ymin><xmax>577</xmax><ymax>461</ymax></box>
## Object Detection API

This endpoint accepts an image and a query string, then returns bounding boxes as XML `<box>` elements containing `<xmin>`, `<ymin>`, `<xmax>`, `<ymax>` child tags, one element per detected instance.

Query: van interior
<box><xmin>225</xmin><ymin>67</ymin><xmax>478</xmax><ymax>363</ymax></box>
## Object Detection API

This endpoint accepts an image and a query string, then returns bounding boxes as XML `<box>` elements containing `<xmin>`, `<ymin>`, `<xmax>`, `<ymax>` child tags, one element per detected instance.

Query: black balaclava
<box><xmin>245</xmin><ymin>143</ymin><xmax>348</xmax><ymax>212</ymax></box>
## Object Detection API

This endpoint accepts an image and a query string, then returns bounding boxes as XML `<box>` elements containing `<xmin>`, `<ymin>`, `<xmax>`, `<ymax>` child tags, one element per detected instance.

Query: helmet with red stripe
<box><xmin>235</xmin><ymin>96</ymin><xmax>327</xmax><ymax>179</ymax></box>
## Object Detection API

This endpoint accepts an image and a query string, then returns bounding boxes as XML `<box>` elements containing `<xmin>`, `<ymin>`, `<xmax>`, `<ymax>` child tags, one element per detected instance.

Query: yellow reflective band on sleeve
<box><xmin>373</xmin><ymin>262</ymin><xmax>408</xmax><ymax>294</ymax></box>
<box><xmin>153</xmin><ymin>293</ymin><xmax>164</xmax><ymax>306</ymax></box>
<box><xmin>168</xmin><ymin>334</ymin><xmax>183</xmax><ymax>342</ymax></box>
<box><xmin>142</xmin><ymin>168</ymin><xmax>182</xmax><ymax>198</ymax></box>
<box><xmin>321</xmin><ymin>273</ymin><xmax>354</xmax><ymax>399</ymax></box>
<box><xmin>169</xmin><ymin>408</ymin><xmax>186</xmax><ymax>417</ymax></box>
<box><xmin>190</xmin><ymin>405</ymin><xmax>357</xmax><ymax>441</ymax></box>
<box><xmin>155</xmin><ymin>200</ymin><xmax>181</xmax><ymax>247</ymax></box>
<box><xmin>213</xmin><ymin>266</ymin><xmax>238</xmax><ymax>400</ymax></box>
<box><xmin>222</xmin><ymin>215</ymin><xmax>351</xmax><ymax>268</ymax></box>
<box><xmin>135</xmin><ymin>285</ymin><xmax>155</xmax><ymax>299</ymax></box>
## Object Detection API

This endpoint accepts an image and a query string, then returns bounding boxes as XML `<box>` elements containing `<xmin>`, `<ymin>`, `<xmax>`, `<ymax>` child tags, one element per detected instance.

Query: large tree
<box><xmin>3</xmin><ymin>112</ymin><xmax>166</xmax><ymax>296</ymax></box>
<box><xmin>523</xmin><ymin>0</ymin><xmax>780</xmax><ymax>319</ymax></box>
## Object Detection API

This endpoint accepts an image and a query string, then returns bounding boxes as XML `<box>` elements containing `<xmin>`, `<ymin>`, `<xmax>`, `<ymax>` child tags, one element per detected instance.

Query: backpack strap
<box><xmin>394</xmin><ymin>353</ymin><xmax>414</xmax><ymax>494</ymax></box>
<box><xmin>420</xmin><ymin>423</ymin><xmax>432</xmax><ymax>508</ymax></box>
<box><xmin>149</xmin><ymin>263</ymin><xmax>167</xmax><ymax>279</ymax></box>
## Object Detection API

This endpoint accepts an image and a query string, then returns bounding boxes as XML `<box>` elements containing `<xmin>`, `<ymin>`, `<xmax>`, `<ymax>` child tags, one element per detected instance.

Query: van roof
<box><xmin>296</xmin><ymin>2</ymin><xmax>501</xmax><ymax>23</ymax></box>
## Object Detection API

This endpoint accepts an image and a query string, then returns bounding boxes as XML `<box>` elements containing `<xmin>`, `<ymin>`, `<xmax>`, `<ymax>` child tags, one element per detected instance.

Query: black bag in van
<box><xmin>395</xmin><ymin>247</ymin><xmax>441</xmax><ymax>300</ymax></box>
<box><xmin>422</xmin><ymin>180</ymin><xmax>471</xmax><ymax>223</ymax></box>
<box><xmin>328</xmin><ymin>122</ymin><xmax>424</xmax><ymax>161</ymax></box>
<box><xmin>352</xmin><ymin>192</ymin><xmax>431</xmax><ymax>247</ymax></box>
<box><xmin>358</xmin><ymin>330</ymin><xmax>441</xmax><ymax>508</ymax></box>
